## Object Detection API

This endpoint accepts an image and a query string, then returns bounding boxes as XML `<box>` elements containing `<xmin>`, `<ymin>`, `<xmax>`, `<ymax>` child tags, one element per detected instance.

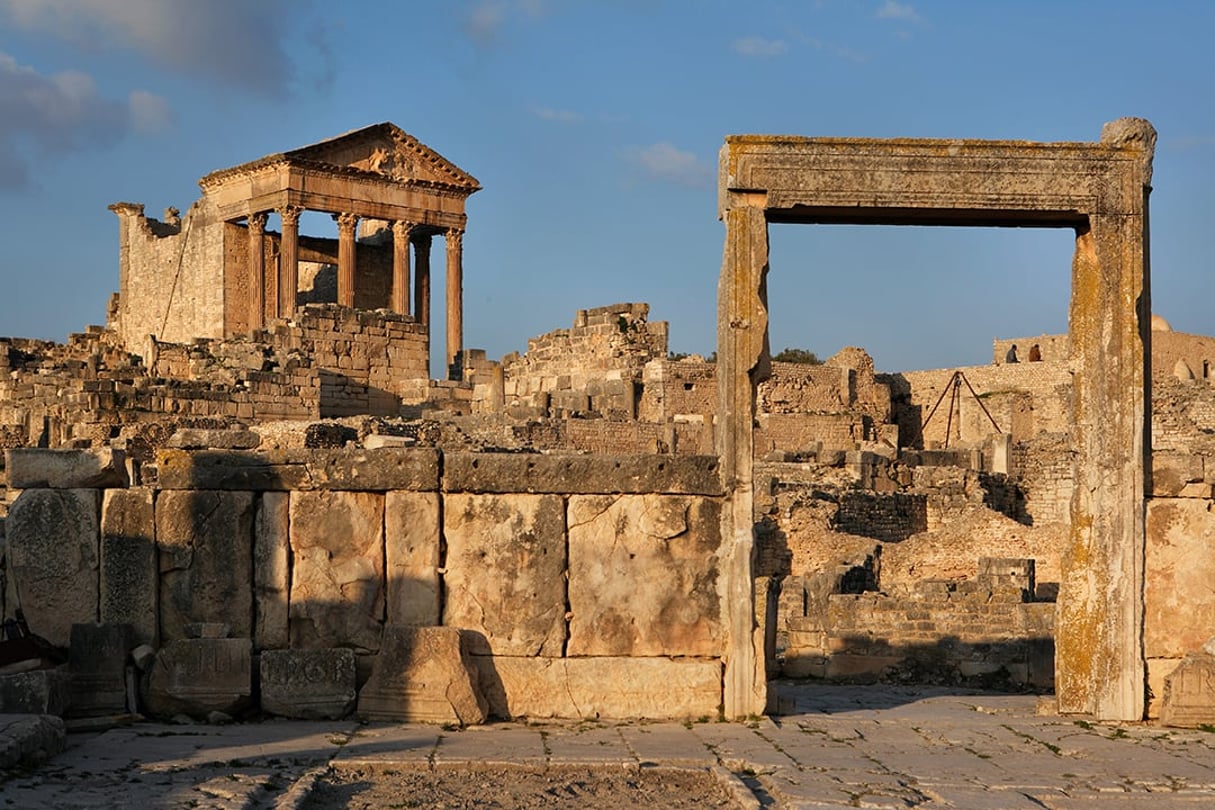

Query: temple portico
<box><xmin>110</xmin><ymin>123</ymin><xmax>479</xmax><ymax>378</ymax></box>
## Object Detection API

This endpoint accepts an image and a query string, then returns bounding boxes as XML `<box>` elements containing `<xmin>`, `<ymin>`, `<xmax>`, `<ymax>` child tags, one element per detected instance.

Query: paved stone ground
<box><xmin>2</xmin><ymin>683</ymin><xmax>1214</xmax><ymax>808</ymax></box>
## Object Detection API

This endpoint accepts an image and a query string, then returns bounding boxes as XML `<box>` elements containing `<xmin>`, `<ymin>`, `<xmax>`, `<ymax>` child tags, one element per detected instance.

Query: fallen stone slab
<box><xmin>1160</xmin><ymin>653</ymin><xmax>1215</xmax><ymax>728</ymax></box>
<box><xmin>0</xmin><ymin>714</ymin><xmax>65</xmax><ymax>769</ymax></box>
<box><xmin>0</xmin><ymin>670</ymin><xmax>71</xmax><ymax>715</ymax></box>
<box><xmin>260</xmin><ymin>648</ymin><xmax>356</xmax><ymax>720</ymax></box>
<box><xmin>143</xmin><ymin>638</ymin><xmax>252</xmax><ymax>720</ymax></box>
<box><xmin>164</xmin><ymin>428</ymin><xmax>262</xmax><ymax>450</ymax></box>
<box><xmin>5</xmin><ymin>448</ymin><xmax>129</xmax><ymax>489</ymax></box>
<box><xmin>357</xmin><ymin>627</ymin><xmax>487</xmax><ymax>725</ymax></box>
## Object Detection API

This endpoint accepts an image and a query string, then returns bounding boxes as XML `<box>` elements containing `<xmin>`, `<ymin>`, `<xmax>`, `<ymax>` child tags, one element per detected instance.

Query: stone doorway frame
<box><xmin>715</xmin><ymin>119</ymin><xmax>1156</xmax><ymax>721</ymax></box>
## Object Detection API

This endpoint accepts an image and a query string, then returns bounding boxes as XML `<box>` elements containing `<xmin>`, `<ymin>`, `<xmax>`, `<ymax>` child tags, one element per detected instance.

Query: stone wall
<box><xmin>1</xmin><ymin>447</ymin><xmax>726</xmax><ymax>721</ymax></box>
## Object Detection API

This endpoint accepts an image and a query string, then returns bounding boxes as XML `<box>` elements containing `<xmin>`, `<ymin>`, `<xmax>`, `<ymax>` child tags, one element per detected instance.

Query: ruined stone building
<box><xmin>2</xmin><ymin>119</ymin><xmax>1213</xmax><ymax>727</ymax></box>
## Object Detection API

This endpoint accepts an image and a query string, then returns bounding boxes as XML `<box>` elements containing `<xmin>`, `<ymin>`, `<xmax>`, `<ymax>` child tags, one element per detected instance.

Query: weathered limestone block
<box><xmin>69</xmin><ymin>623</ymin><xmax>134</xmax><ymax>717</ymax></box>
<box><xmin>357</xmin><ymin>627</ymin><xmax>487</xmax><ymax>725</ymax></box>
<box><xmin>100</xmin><ymin>489</ymin><xmax>157</xmax><ymax>647</ymax></box>
<box><xmin>0</xmin><ymin>670</ymin><xmax>71</xmax><ymax>715</ymax></box>
<box><xmin>1160</xmin><ymin>655</ymin><xmax>1215</xmax><ymax>728</ymax></box>
<box><xmin>1151</xmin><ymin>452</ymin><xmax>1205</xmax><ymax>497</ymax></box>
<box><xmin>254</xmin><ymin>492</ymin><xmax>290</xmax><ymax>650</ymax></box>
<box><xmin>289</xmin><ymin>491</ymin><xmax>385</xmax><ymax>651</ymax></box>
<box><xmin>155</xmin><ymin>448</ymin><xmax>440</xmax><ymax>491</ymax></box>
<box><xmin>568</xmin><ymin>494</ymin><xmax>722</xmax><ymax>657</ymax></box>
<box><xmin>143</xmin><ymin>638</ymin><xmax>253</xmax><ymax>720</ymax></box>
<box><xmin>6</xmin><ymin>448</ymin><xmax>128</xmax><ymax>489</ymax></box>
<box><xmin>6</xmin><ymin>489</ymin><xmax>99</xmax><ymax>647</ymax></box>
<box><xmin>1145</xmin><ymin>499</ymin><xmax>1215</xmax><ymax>659</ymax></box>
<box><xmin>473</xmin><ymin>656</ymin><xmax>721</xmax><ymax>720</ymax></box>
<box><xmin>0</xmin><ymin>714</ymin><xmax>66</xmax><ymax>769</ymax></box>
<box><xmin>156</xmin><ymin>490</ymin><xmax>255</xmax><ymax>643</ymax></box>
<box><xmin>443</xmin><ymin>453</ymin><xmax>723</xmax><ymax>495</ymax></box>
<box><xmin>165</xmin><ymin>428</ymin><xmax>262</xmax><ymax>450</ymax></box>
<box><xmin>385</xmin><ymin>491</ymin><xmax>441</xmax><ymax>626</ymax></box>
<box><xmin>443</xmin><ymin>494</ymin><xmax>566</xmax><ymax>655</ymax></box>
<box><xmin>260</xmin><ymin>648</ymin><xmax>356</xmax><ymax>720</ymax></box>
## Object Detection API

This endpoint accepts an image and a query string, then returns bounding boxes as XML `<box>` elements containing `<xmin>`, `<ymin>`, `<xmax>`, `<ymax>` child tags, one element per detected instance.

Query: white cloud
<box><xmin>733</xmin><ymin>36</ymin><xmax>787</xmax><ymax>58</ymax></box>
<box><xmin>0</xmin><ymin>0</ymin><xmax>295</xmax><ymax>96</ymax></box>
<box><xmin>876</xmin><ymin>0</ymin><xmax>921</xmax><ymax>23</ymax></box>
<box><xmin>128</xmin><ymin>90</ymin><xmax>173</xmax><ymax>134</ymax></box>
<box><xmin>627</xmin><ymin>142</ymin><xmax>713</xmax><ymax>189</ymax></box>
<box><xmin>0</xmin><ymin>50</ymin><xmax>166</xmax><ymax>188</ymax></box>
<box><xmin>464</xmin><ymin>0</ymin><xmax>549</xmax><ymax>45</ymax></box>
<box><xmin>532</xmin><ymin>105</ymin><xmax>583</xmax><ymax>124</ymax></box>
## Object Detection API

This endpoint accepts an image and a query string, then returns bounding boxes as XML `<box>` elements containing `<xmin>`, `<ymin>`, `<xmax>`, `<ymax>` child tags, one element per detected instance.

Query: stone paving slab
<box><xmin>3</xmin><ymin>684</ymin><xmax>1215</xmax><ymax>807</ymax></box>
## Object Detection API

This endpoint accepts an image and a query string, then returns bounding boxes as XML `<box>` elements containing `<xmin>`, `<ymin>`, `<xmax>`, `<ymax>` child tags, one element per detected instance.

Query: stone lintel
<box><xmin>154</xmin><ymin>448</ymin><xmax>440</xmax><ymax>491</ymax></box>
<box><xmin>442</xmin><ymin>453</ymin><xmax>723</xmax><ymax>496</ymax></box>
<box><xmin>6</xmin><ymin>448</ymin><xmax>129</xmax><ymax>489</ymax></box>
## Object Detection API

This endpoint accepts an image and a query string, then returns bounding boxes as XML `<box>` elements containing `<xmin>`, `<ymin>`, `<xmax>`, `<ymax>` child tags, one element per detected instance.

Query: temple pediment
<box><xmin>201</xmin><ymin>122</ymin><xmax>480</xmax><ymax>194</ymax></box>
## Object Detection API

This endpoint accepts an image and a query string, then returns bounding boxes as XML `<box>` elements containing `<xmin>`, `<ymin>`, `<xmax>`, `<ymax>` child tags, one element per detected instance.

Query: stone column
<box><xmin>414</xmin><ymin>234</ymin><xmax>432</xmax><ymax>327</ymax></box>
<box><xmin>277</xmin><ymin>206</ymin><xmax>301</xmax><ymax>319</ymax></box>
<box><xmin>335</xmin><ymin>212</ymin><xmax>359</xmax><ymax>308</ymax></box>
<box><xmin>445</xmin><ymin>227</ymin><xmax>464</xmax><ymax>377</ymax></box>
<box><xmin>391</xmin><ymin>220</ymin><xmax>414</xmax><ymax>316</ymax></box>
<box><xmin>247</xmin><ymin>211</ymin><xmax>268</xmax><ymax>331</ymax></box>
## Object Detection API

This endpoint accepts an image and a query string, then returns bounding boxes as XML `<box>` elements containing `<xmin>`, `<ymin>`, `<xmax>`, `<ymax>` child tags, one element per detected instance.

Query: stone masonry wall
<box><xmin>1</xmin><ymin>447</ymin><xmax>726</xmax><ymax>721</ymax></box>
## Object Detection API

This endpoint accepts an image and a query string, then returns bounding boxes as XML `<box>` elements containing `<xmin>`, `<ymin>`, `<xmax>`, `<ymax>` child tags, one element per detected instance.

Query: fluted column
<box><xmin>277</xmin><ymin>206</ymin><xmax>301</xmax><ymax>318</ymax></box>
<box><xmin>247</xmin><ymin>211</ymin><xmax>268</xmax><ymax>331</ymax></box>
<box><xmin>445</xmin><ymin>227</ymin><xmax>464</xmax><ymax>377</ymax></box>
<box><xmin>391</xmin><ymin>220</ymin><xmax>414</xmax><ymax>316</ymax></box>
<box><xmin>414</xmin><ymin>234</ymin><xmax>432</xmax><ymax>327</ymax></box>
<box><xmin>335</xmin><ymin>212</ymin><xmax>359</xmax><ymax>307</ymax></box>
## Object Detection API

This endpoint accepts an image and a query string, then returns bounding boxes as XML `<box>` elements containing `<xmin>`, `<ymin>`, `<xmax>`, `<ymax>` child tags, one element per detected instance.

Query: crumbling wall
<box><xmin>1</xmin><ymin>447</ymin><xmax>726</xmax><ymax>721</ymax></box>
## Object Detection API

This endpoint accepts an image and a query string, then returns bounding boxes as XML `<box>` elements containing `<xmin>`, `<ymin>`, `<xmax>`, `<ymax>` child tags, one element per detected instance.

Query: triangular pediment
<box><xmin>284</xmin><ymin>123</ymin><xmax>480</xmax><ymax>192</ymax></box>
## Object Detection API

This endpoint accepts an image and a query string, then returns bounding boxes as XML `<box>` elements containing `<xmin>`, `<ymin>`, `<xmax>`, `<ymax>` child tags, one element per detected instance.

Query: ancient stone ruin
<box><xmin>4</xmin><ymin>118</ymin><xmax>1215</xmax><ymax>732</ymax></box>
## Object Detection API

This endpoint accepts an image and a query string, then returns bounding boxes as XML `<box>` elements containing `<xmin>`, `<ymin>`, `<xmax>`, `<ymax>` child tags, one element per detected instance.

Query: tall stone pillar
<box><xmin>391</xmin><ymin>220</ymin><xmax>414</xmax><ymax>316</ymax></box>
<box><xmin>277</xmin><ymin>206</ymin><xmax>301</xmax><ymax>319</ymax></box>
<box><xmin>445</xmin><ymin>227</ymin><xmax>464</xmax><ymax>377</ymax></box>
<box><xmin>414</xmin><ymin>235</ymin><xmax>432</xmax><ymax>327</ymax></box>
<box><xmin>335</xmin><ymin>212</ymin><xmax>359</xmax><ymax>308</ymax></box>
<box><xmin>247</xmin><ymin>212</ymin><xmax>268</xmax><ymax>331</ymax></box>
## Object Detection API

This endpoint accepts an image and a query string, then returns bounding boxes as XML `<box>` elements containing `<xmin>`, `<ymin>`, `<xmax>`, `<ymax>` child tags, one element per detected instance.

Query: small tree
<box><xmin>773</xmin><ymin>347</ymin><xmax>822</xmax><ymax>365</ymax></box>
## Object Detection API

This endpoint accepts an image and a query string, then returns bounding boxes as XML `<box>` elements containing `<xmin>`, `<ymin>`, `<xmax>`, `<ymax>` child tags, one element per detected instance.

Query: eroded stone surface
<box><xmin>1145</xmin><ymin>498</ymin><xmax>1215</xmax><ymax>659</ymax></box>
<box><xmin>254</xmin><ymin>492</ymin><xmax>290</xmax><ymax>650</ymax></box>
<box><xmin>442</xmin><ymin>493</ymin><xmax>566</xmax><ymax>656</ymax></box>
<box><xmin>100</xmin><ymin>488</ymin><xmax>157</xmax><ymax>647</ymax></box>
<box><xmin>568</xmin><ymin>494</ymin><xmax>722</xmax><ymax>657</ymax></box>
<box><xmin>6</xmin><ymin>489</ymin><xmax>99</xmax><ymax>646</ymax></box>
<box><xmin>6</xmin><ymin>448</ymin><xmax>128</xmax><ymax>489</ymax></box>
<box><xmin>1160</xmin><ymin>654</ymin><xmax>1215</xmax><ymax>728</ymax></box>
<box><xmin>444</xmin><ymin>453</ymin><xmax>722</xmax><ymax>495</ymax></box>
<box><xmin>69</xmin><ymin>623</ymin><xmax>134</xmax><ymax>718</ymax></box>
<box><xmin>143</xmin><ymin>638</ymin><xmax>253</xmax><ymax>720</ymax></box>
<box><xmin>384</xmin><ymin>491</ymin><xmax>441</xmax><ymax>627</ymax></box>
<box><xmin>473</xmin><ymin>656</ymin><xmax>721</xmax><ymax>720</ymax></box>
<box><xmin>357</xmin><ymin>626</ymin><xmax>487</xmax><ymax>725</ymax></box>
<box><xmin>156</xmin><ymin>490</ymin><xmax>255</xmax><ymax>643</ymax></box>
<box><xmin>289</xmin><ymin>491</ymin><xmax>385</xmax><ymax>651</ymax></box>
<box><xmin>260</xmin><ymin>648</ymin><xmax>356</xmax><ymax>720</ymax></box>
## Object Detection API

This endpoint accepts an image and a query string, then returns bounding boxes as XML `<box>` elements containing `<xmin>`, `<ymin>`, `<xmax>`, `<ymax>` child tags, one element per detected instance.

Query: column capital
<box><xmin>247</xmin><ymin>211</ymin><xmax>268</xmax><ymax>233</ymax></box>
<box><xmin>445</xmin><ymin>226</ymin><xmax>464</xmax><ymax>245</ymax></box>
<box><xmin>277</xmin><ymin>205</ymin><xmax>302</xmax><ymax>226</ymax></box>
<box><xmin>334</xmin><ymin>212</ymin><xmax>359</xmax><ymax>231</ymax></box>
<box><xmin>392</xmin><ymin>219</ymin><xmax>417</xmax><ymax>238</ymax></box>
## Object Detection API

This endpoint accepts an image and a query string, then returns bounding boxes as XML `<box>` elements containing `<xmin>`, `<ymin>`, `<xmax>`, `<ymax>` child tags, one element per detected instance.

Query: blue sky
<box><xmin>1</xmin><ymin>0</ymin><xmax>1212</xmax><ymax>375</ymax></box>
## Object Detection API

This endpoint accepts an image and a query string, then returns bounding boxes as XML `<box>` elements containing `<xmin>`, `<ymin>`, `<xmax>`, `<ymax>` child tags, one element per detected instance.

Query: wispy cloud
<box><xmin>1165</xmin><ymin>135</ymin><xmax>1215</xmax><ymax>151</ymax></box>
<box><xmin>464</xmin><ymin>0</ymin><xmax>549</xmax><ymax>45</ymax></box>
<box><xmin>0</xmin><ymin>50</ymin><xmax>167</xmax><ymax>189</ymax></box>
<box><xmin>625</xmin><ymin>142</ymin><xmax>713</xmax><ymax>189</ymax></box>
<box><xmin>732</xmin><ymin>36</ymin><xmax>787</xmax><ymax>58</ymax></box>
<box><xmin>0</xmin><ymin>0</ymin><xmax>296</xmax><ymax>96</ymax></box>
<box><xmin>532</xmin><ymin>105</ymin><xmax>583</xmax><ymax>124</ymax></box>
<box><xmin>876</xmin><ymin>0</ymin><xmax>921</xmax><ymax>23</ymax></box>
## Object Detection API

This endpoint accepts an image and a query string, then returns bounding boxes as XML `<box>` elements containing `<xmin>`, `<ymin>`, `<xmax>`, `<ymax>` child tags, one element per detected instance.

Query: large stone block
<box><xmin>1145</xmin><ymin>499</ymin><xmax>1215</xmax><ymax>659</ymax></box>
<box><xmin>156</xmin><ymin>490</ymin><xmax>255</xmax><ymax>643</ymax></box>
<box><xmin>155</xmin><ymin>448</ymin><xmax>440</xmax><ymax>491</ymax></box>
<box><xmin>289</xmin><ymin>491</ymin><xmax>385</xmax><ymax>652</ymax></box>
<box><xmin>443</xmin><ymin>453</ymin><xmax>723</xmax><ymax>496</ymax></box>
<box><xmin>357</xmin><ymin>627</ymin><xmax>487</xmax><ymax>725</ymax></box>
<box><xmin>68</xmin><ymin>622</ymin><xmax>134</xmax><ymax>717</ymax></box>
<box><xmin>472</xmin><ymin>656</ymin><xmax>721</xmax><ymax>720</ymax></box>
<box><xmin>443</xmin><ymin>493</ymin><xmax>566</xmax><ymax>655</ymax></box>
<box><xmin>1160</xmin><ymin>654</ymin><xmax>1215</xmax><ymax>728</ymax></box>
<box><xmin>1151</xmin><ymin>452</ymin><xmax>1204</xmax><ymax>497</ymax></box>
<box><xmin>0</xmin><ymin>670</ymin><xmax>71</xmax><ymax>715</ymax></box>
<box><xmin>6</xmin><ymin>489</ymin><xmax>99</xmax><ymax>647</ymax></box>
<box><xmin>385</xmin><ymin>491</ymin><xmax>441</xmax><ymax>626</ymax></box>
<box><xmin>254</xmin><ymin>492</ymin><xmax>290</xmax><ymax>650</ymax></box>
<box><xmin>6</xmin><ymin>448</ymin><xmax>128</xmax><ymax>489</ymax></box>
<box><xmin>568</xmin><ymin>494</ymin><xmax>722</xmax><ymax>657</ymax></box>
<box><xmin>260</xmin><ymin>648</ymin><xmax>356</xmax><ymax>720</ymax></box>
<box><xmin>0</xmin><ymin>714</ymin><xmax>66</xmax><ymax>769</ymax></box>
<box><xmin>100</xmin><ymin>489</ymin><xmax>157</xmax><ymax>647</ymax></box>
<box><xmin>143</xmin><ymin>638</ymin><xmax>253</xmax><ymax>720</ymax></box>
